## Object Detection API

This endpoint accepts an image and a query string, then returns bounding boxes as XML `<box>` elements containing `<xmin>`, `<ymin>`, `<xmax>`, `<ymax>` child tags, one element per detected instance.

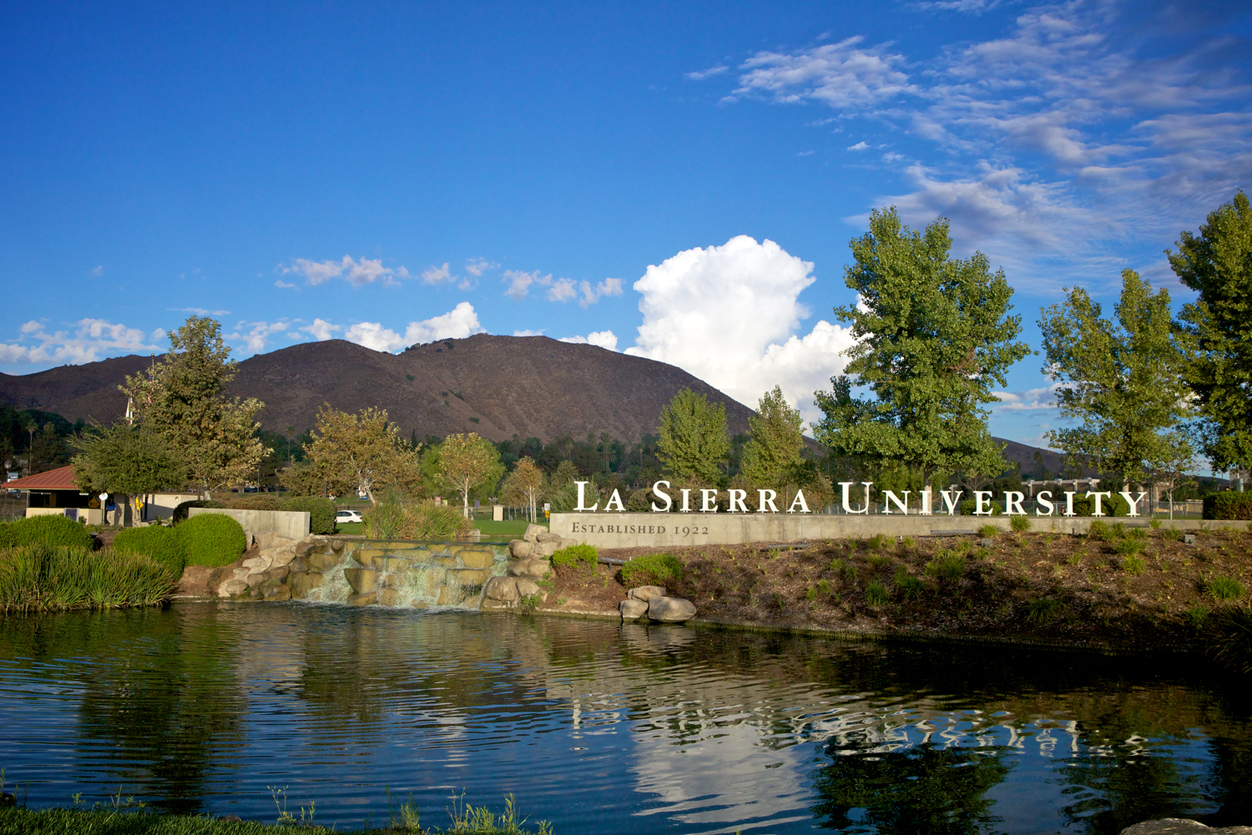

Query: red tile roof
<box><xmin>3</xmin><ymin>465</ymin><xmax>82</xmax><ymax>491</ymax></box>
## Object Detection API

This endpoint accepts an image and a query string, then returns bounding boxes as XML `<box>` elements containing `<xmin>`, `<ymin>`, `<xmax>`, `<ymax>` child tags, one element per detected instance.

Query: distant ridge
<box><xmin>0</xmin><ymin>333</ymin><xmax>1065</xmax><ymax>473</ymax></box>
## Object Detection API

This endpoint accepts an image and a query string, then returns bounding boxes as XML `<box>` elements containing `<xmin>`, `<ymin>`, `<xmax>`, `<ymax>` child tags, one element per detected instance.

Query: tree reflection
<box><xmin>811</xmin><ymin>741</ymin><xmax>1011</xmax><ymax>835</ymax></box>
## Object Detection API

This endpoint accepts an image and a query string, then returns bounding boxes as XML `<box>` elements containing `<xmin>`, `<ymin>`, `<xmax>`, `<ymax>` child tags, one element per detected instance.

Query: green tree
<box><xmin>71</xmin><ymin>423</ymin><xmax>189</xmax><ymax>501</ymax></box>
<box><xmin>657</xmin><ymin>388</ymin><xmax>731</xmax><ymax>487</ymax></box>
<box><xmin>120</xmin><ymin>317</ymin><xmax>266</xmax><ymax>496</ymax></box>
<box><xmin>501</xmin><ymin>456</ymin><xmax>546</xmax><ymax>522</ymax></box>
<box><xmin>1039</xmin><ymin>269</ymin><xmax>1194</xmax><ymax>489</ymax></box>
<box><xmin>815</xmin><ymin>208</ymin><xmax>1029</xmax><ymax>494</ymax></box>
<box><xmin>438</xmin><ymin>432</ymin><xmax>502</xmax><ymax>518</ymax></box>
<box><xmin>740</xmin><ymin>386</ymin><xmax>804</xmax><ymax>489</ymax></box>
<box><xmin>1169</xmin><ymin>190</ymin><xmax>1252</xmax><ymax>476</ymax></box>
<box><xmin>304</xmin><ymin>406</ymin><xmax>422</xmax><ymax>505</ymax></box>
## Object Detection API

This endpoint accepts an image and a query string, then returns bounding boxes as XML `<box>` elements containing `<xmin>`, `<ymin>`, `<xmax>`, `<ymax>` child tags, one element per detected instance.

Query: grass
<box><xmin>1207</xmin><ymin>605</ymin><xmax>1252</xmax><ymax>676</ymax></box>
<box><xmin>829</xmin><ymin>558</ymin><xmax>858</xmax><ymax>580</ymax></box>
<box><xmin>978</xmin><ymin>524</ymin><xmax>999</xmax><ymax>539</ymax></box>
<box><xmin>1205</xmin><ymin>575</ymin><xmax>1247</xmax><ymax>602</ymax></box>
<box><xmin>0</xmin><ymin>545</ymin><xmax>176</xmax><ymax>613</ymax></box>
<box><xmin>1010</xmin><ymin>516</ymin><xmax>1031</xmax><ymax>533</ymax></box>
<box><xmin>1026</xmin><ymin>597</ymin><xmax>1062</xmax><ymax>624</ymax></box>
<box><xmin>865</xmin><ymin>581</ymin><xmax>888</xmax><ymax>606</ymax></box>
<box><xmin>893</xmin><ymin>567</ymin><xmax>925</xmax><ymax>600</ymax></box>
<box><xmin>924</xmin><ymin>549</ymin><xmax>966</xmax><ymax>582</ymax></box>
<box><xmin>335</xmin><ymin>522</ymin><xmax>363</xmax><ymax>536</ymax></box>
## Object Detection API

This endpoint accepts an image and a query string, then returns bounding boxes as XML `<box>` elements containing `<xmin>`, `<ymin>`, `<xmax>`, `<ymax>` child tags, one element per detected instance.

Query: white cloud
<box><xmin>0</xmin><ymin>319</ymin><xmax>162</xmax><ymax>366</ymax></box>
<box><xmin>502</xmin><ymin>269</ymin><xmax>551</xmax><ymax>301</ymax></box>
<box><xmin>559</xmin><ymin>330</ymin><xmax>619</xmax><ymax>351</ymax></box>
<box><xmin>465</xmin><ymin>258</ymin><xmax>499</xmax><ymax>277</ymax></box>
<box><xmin>579</xmin><ymin>277</ymin><xmax>623</xmax><ymax>307</ymax></box>
<box><xmin>547</xmin><ymin>277</ymin><xmax>578</xmax><ymax>302</ymax></box>
<box><xmin>732</xmin><ymin>37</ymin><xmax>915</xmax><ymax>109</ymax></box>
<box><xmin>990</xmin><ymin>384</ymin><xmax>1060</xmax><ymax>412</ymax></box>
<box><xmin>307</xmin><ymin>303</ymin><xmax>487</xmax><ymax>354</ymax></box>
<box><xmin>171</xmin><ymin>307</ymin><xmax>231</xmax><ymax>316</ymax></box>
<box><xmin>274</xmin><ymin>280</ymin><xmax>296</xmax><ymax>289</ymax></box>
<box><xmin>513</xmin><ymin>329</ymin><xmax>545</xmax><ymax>337</ymax></box>
<box><xmin>421</xmin><ymin>263</ymin><xmax>453</xmax><ymax>284</ymax></box>
<box><xmin>625</xmin><ymin>236</ymin><xmax>857</xmax><ymax>424</ymax></box>
<box><xmin>282</xmin><ymin>255</ymin><xmax>410</xmax><ymax>287</ymax></box>
<box><xmin>686</xmin><ymin>64</ymin><xmax>729</xmax><ymax>81</ymax></box>
<box><xmin>303</xmin><ymin>318</ymin><xmax>339</xmax><ymax>341</ymax></box>
<box><xmin>89</xmin><ymin>265</ymin><xmax>104</xmax><ymax>278</ymax></box>
<box><xmin>228</xmin><ymin>320</ymin><xmax>289</xmax><ymax>353</ymax></box>
<box><xmin>847</xmin><ymin>141</ymin><xmax>869</xmax><ymax>151</ymax></box>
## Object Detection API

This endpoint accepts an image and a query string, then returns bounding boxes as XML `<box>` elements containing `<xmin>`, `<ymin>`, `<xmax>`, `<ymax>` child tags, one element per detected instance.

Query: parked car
<box><xmin>335</xmin><ymin>509</ymin><xmax>363</xmax><ymax>524</ymax></box>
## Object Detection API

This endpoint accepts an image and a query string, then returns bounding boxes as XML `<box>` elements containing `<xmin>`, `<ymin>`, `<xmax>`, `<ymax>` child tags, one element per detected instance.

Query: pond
<box><xmin>1</xmin><ymin>602</ymin><xmax>1250</xmax><ymax>834</ymax></box>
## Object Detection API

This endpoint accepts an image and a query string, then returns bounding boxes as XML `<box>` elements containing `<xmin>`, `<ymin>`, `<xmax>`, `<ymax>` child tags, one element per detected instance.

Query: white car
<box><xmin>335</xmin><ymin>509</ymin><xmax>364</xmax><ymax>524</ymax></box>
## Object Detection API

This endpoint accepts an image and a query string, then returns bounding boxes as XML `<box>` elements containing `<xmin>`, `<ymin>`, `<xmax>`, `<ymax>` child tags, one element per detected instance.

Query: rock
<box><xmin>247</xmin><ymin>587</ymin><xmax>264</xmax><ymax>600</ymax></box>
<box><xmin>648</xmin><ymin>596</ymin><xmax>696</xmax><ymax>623</ymax></box>
<box><xmin>507</xmin><ymin>558</ymin><xmax>550</xmax><ymax>580</ymax></box>
<box><xmin>294</xmin><ymin>539</ymin><xmax>316</xmax><ymax>558</ymax></box>
<box><xmin>307</xmin><ymin>551</ymin><xmax>341</xmax><ymax>572</ymax></box>
<box><xmin>269</xmin><ymin>549</ymin><xmax>296</xmax><ymax>568</ymax></box>
<box><xmin>523</xmin><ymin>523</ymin><xmax>546</xmax><ymax>543</ymax></box>
<box><xmin>263</xmin><ymin>585</ymin><xmax>291</xmax><ymax>602</ymax></box>
<box><xmin>343</xmin><ymin>568</ymin><xmax>379</xmax><ymax>595</ymax></box>
<box><xmin>535</xmin><ymin>539</ymin><xmax>560</xmax><ymax>558</ymax></box>
<box><xmin>480</xmin><ymin>598</ymin><xmax>513</xmax><ymax>611</ymax></box>
<box><xmin>1121</xmin><ymin>822</ymin><xmax>1252</xmax><ymax>835</ymax></box>
<box><xmin>355</xmin><ymin>548</ymin><xmax>386</xmax><ymax>567</ymax></box>
<box><xmin>483</xmin><ymin>576</ymin><xmax>520</xmax><ymax>603</ymax></box>
<box><xmin>176</xmin><ymin>565</ymin><xmax>215</xmax><ymax>597</ymax></box>
<box><xmin>454</xmin><ymin>545</ymin><xmax>496</xmax><ymax>570</ymax></box>
<box><xmin>264</xmin><ymin>565</ymin><xmax>290</xmax><ymax>584</ymax></box>
<box><xmin>620</xmin><ymin>599</ymin><xmax>648</xmax><ymax>620</ymax></box>
<box><xmin>288</xmin><ymin>572</ymin><xmax>323</xmax><ymax>599</ymax></box>
<box><xmin>217</xmin><ymin>578</ymin><xmax>248</xmax><ymax>597</ymax></box>
<box><xmin>629</xmin><ymin>585</ymin><xmax>666</xmax><ymax>601</ymax></box>
<box><xmin>347</xmin><ymin>591</ymin><xmax>376</xmax><ymax>606</ymax></box>
<box><xmin>457</xmin><ymin>568</ymin><xmax>491</xmax><ymax>587</ymax></box>
<box><xmin>289</xmin><ymin>556</ymin><xmax>309</xmax><ymax>574</ymax></box>
<box><xmin>378</xmin><ymin>588</ymin><xmax>400</xmax><ymax>606</ymax></box>
<box><xmin>241</xmin><ymin>554</ymin><xmax>273</xmax><ymax>574</ymax></box>
<box><xmin>536</xmin><ymin>531</ymin><xmax>562</xmax><ymax>543</ymax></box>
<box><xmin>509</xmin><ymin>539</ymin><xmax>536</xmax><ymax>559</ymax></box>
<box><xmin>514</xmin><ymin>578</ymin><xmax>542</xmax><ymax>599</ymax></box>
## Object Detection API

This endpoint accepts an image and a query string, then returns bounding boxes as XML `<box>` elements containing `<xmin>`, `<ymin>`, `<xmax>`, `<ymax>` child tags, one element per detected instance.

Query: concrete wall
<box><xmin>188</xmin><ymin>507</ymin><xmax>310</xmax><ymax>543</ymax></box>
<box><xmin>144</xmin><ymin>492</ymin><xmax>202</xmax><ymax>522</ymax></box>
<box><xmin>551</xmin><ymin>512</ymin><xmax>1248</xmax><ymax>548</ymax></box>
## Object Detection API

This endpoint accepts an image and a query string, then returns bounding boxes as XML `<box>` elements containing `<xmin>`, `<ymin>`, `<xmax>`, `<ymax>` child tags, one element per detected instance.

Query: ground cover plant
<box><xmin>0</xmin><ymin>544</ymin><xmax>176</xmax><ymax>612</ymax></box>
<box><xmin>538</xmin><ymin>524</ymin><xmax>1252</xmax><ymax>655</ymax></box>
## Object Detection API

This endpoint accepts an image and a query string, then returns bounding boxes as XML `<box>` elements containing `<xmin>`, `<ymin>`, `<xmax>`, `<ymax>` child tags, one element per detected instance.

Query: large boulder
<box><xmin>507</xmin><ymin>558</ymin><xmax>550</xmax><ymax>580</ymax></box>
<box><xmin>483</xmin><ymin>576</ymin><xmax>520</xmax><ymax>603</ymax></box>
<box><xmin>216</xmin><ymin>577</ymin><xmax>248</xmax><ymax>598</ymax></box>
<box><xmin>648</xmin><ymin>596</ymin><xmax>696</xmax><ymax>623</ymax></box>
<box><xmin>176</xmin><ymin>565</ymin><xmax>215</xmax><ymax>597</ymax></box>
<box><xmin>509</xmin><ymin>539</ymin><xmax>536</xmax><ymax>559</ymax></box>
<box><xmin>523</xmin><ymin>524</ymin><xmax>546</xmax><ymax>542</ymax></box>
<box><xmin>628</xmin><ymin>585</ymin><xmax>666</xmax><ymax>602</ymax></box>
<box><xmin>620</xmin><ymin>599</ymin><xmax>648</xmax><ymax>620</ymax></box>
<box><xmin>1121</xmin><ymin>822</ymin><xmax>1252</xmax><ymax>835</ymax></box>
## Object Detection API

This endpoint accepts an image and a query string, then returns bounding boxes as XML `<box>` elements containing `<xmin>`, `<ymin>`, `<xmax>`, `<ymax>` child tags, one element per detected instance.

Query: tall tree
<box><xmin>120</xmin><ymin>317</ymin><xmax>266</xmax><ymax>496</ymax></box>
<box><xmin>1169</xmin><ymin>191</ymin><xmax>1252</xmax><ymax>477</ymax></box>
<box><xmin>304</xmin><ymin>406</ymin><xmax>422</xmax><ymax>505</ymax></box>
<box><xmin>501</xmin><ymin>456</ymin><xmax>546</xmax><ymax>522</ymax></box>
<box><xmin>438</xmin><ymin>432</ymin><xmax>502</xmax><ymax>518</ymax></box>
<box><xmin>1039</xmin><ymin>269</ymin><xmax>1194</xmax><ymax>488</ymax></box>
<box><xmin>741</xmin><ymin>386</ymin><xmax>805</xmax><ymax>492</ymax></box>
<box><xmin>71</xmin><ymin>423</ymin><xmax>189</xmax><ymax>500</ymax></box>
<box><xmin>814</xmin><ymin>208</ymin><xmax>1029</xmax><ymax>493</ymax></box>
<box><xmin>657</xmin><ymin>388</ymin><xmax>731</xmax><ymax>487</ymax></box>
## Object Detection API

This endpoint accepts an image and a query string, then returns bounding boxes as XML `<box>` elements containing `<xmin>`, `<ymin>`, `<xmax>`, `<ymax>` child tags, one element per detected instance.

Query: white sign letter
<box><xmin>650</xmin><ymin>481</ymin><xmax>672</xmax><ymax>513</ymax></box>
<box><xmin>788</xmin><ymin>489</ymin><xmax>811</xmax><ymax>514</ymax></box>
<box><xmin>757</xmin><ymin>489</ymin><xmax>779</xmax><ymax>513</ymax></box>
<box><xmin>1120</xmin><ymin>491</ymin><xmax>1148</xmax><ymax>517</ymax></box>
<box><xmin>883</xmin><ymin>491</ymin><xmax>910</xmax><ymax>515</ymax></box>
<box><xmin>728</xmin><ymin>489</ymin><xmax>748</xmax><ymax>513</ymax></box>
<box><xmin>840</xmin><ymin>482</ymin><xmax>872</xmax><ymax>515</ymax></box>
<box><xmin>1087</xmin><ymin>491</ymin><xmax>1112</xmax><ymax>517</ymax></box>
<box><xmin>1036</xmin><ymin>491</ymin><xmax>1054</xmax><ymax>516</ymax></box>
<box><xmin>700</xmin><ymin>489</ymin><xmax>719</xmax><ymax>512</ymax></box>
<box><xmin>574</xmin><ymin>481</ymin><xmax>598</xmax><ymax>512</ymax></box>
<box><xmin>974</xmin><ymin>491</ymin><xmax>994</xmax><ymax>515</ymax></box>
<box><xmin>939</xmin><ymin>489</ymin><xmax>964</xmax><ymax>516</ymax></box>
<box><xmin>604</xmin><ymin>489</ymin><xmax>625</xmax><ymax>512</ymax></box>
<box><xmin>1004</xmin><ymin>491</ymin><xmax>1026</xmax><ymax>516</ymax></box>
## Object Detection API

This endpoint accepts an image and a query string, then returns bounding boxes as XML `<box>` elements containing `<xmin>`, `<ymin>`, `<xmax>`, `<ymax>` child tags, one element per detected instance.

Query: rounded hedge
<box><xmin>279</xmin><ymin>496</ymin><xmax>337</xmax><ymax>535</ymax></box>
<box><xmin>620</xmin><ymin>552</ymin><xmax>683</xmax><ymax>588</ymax></box>
<box><xmin>177</xmin><ymin>513</ymin><xmax>247</xmax><ymax>568</ymax></box>
<box><xmin>0</xmin><ymin>515</ymin><xmax>94</xmax><ymax>550</ymax></box>
<box><xmin>172</xmin><ymin>499</ymin><xmax>225</xmax><ymax>525</ymax></box>
<box><xmin>112</xmin><ymin>525</ymin><xmax>185</xmax><ymax>577</ymax></box>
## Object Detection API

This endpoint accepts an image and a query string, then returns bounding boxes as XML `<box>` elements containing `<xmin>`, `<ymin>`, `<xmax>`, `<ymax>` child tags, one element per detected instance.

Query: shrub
<box><xmin>1121</xmin><ymin>555</ymin><xmax>1146</xmax><ymax>575</ymax></box>
<box><xmin>364</xmin><ymin>499</ymin><xmax>469</xmax><ymax>541</ymax></box>
<box><xmin>1010</xmin><ymin>515</ymin><xmax>1032</xmax><ymax>533</ymax></box>
<box><xmin>978</xmin><ymin>523</ymin><xmax>999</xmax><ymax>539</ymax></box>
<box><xmin>0</xmin><ymin>515</ymin><xmax>94</xmax><ymax>550</ymax></box>
<box><xmin>959</xmin><ymin>499</ymin><xmax>1000</xmax><ymax>516</ymax></box>
<box><xmin>864</xmin><ymin>581</ymin><xmax>888</xmax><ymax>606</ymax></box>
<box><xmin>1115</xmin><ymin>538</ymin><xmax>1146</xmax><ymax>558</ymax></box>
<box><xmin>620</xmin><ymin>552</ymin><xmax>683</xmax><ymax>587</ymax></box>
<box><xmin>1088</xmin><ymin>520</ymin><xmax>1115</xmax><ymax>542</ymax></box>
<box><xmin>924</xmin><ymin>549</ymin><xmax>966</xmax><ymax>582</ymax></box>
<box><xmin>894</xmin><ymin>567</ymin><xmax>925</xmax><ymax>600</ymax></box>
<box><xmin>829</xmin><ymin>557</ymin><xmax>857</xmax><ymax>580</ymax></box>
<box><xmin>177</xmin><ymin>513</ymin><xmax>247</xmax><ymax>568</ymax></box>
<box><xmin>112</xmin><ymin>525</ymin><xmax>185</xmax><ymax>577</ymax></box>
<box><xmin>866</xmin><ymin>554</ymin><xmax>892</xmax><ymax>571</ymax></box>
<box><xmin>1186</xmin><ymin>605</ymin><xmax>1211</xmax><ymax>633</ymax></box>
<box><xmin>1206</xmin><ymin>575</ymin><xmax>1247</xmax><ymax>602</ymax></box>
<box><xmin>1207</xmin><ymin>605</ymin><xmax>1252</xmax><ymax>675</ymax></box>
<box><xmin>866</xmin><ymin>533</ymin><xmax>889</xmax><ymax>551</ymax></box>
<box><xmin>172</xmin><ymin>499</ymin><xmax>224</xmax><ymax>525</ymax></box>
<box><xmin>552</xmin><ymin>543</ymin><xmax>598</xmax><ymax>570</ymax></box>
<box><xmin>1203</xmin><ymin>493</ymin><xmax>1252</xmax><ymax>521</ymax></box>
<box><xmin>1026</xmin><ymin>597</ymin><xmax>1062</xmax><ymax>624</ymax></box>
<box><xmin>223</xmin><ymin>494</ymin><xmax>284</xmax><ymax>511</ymax></box>
<box><xmin>280</xmin><ymin>496</ymin><xmax>337</xmax><ymax>535</ymax></box>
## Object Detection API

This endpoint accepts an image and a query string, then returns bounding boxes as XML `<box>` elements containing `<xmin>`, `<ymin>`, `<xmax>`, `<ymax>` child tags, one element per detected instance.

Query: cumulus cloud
<box><xmin>503</xmin><ymin>270</ymin><xmax>620</xmax><ymax>305</ymax></box>
<box><xmin>502</xmin><ymin>269</ymin><xmax>550</xmax><ymax>300</ymax></box>
<box><xmin>547</xmin><ymin>277</ymin><xmax>578</xmax><ymax>302</ymax></box>
<box><xmin>302</xmin><ymin>303</ymin><xmax>485</xmax><ymax>354</ymax></box>
<box><xmin>559</xmin><ymin>331</ymin><xmax>619</xmax><ymax>351</ymax></box>
<box><xmin>513</xmin><ymin>329</ymin><xmax>545</xmax><ymax>337</ymax></box>
<box><xmin>990</xmin><ymin>384</ymin><xmax>1061</xmax><ymax>412</ymax></box>
<box><xmin>465</xmin><ymin>258</ymin><xmax>499</xmax><ymax>276</ymax></box>
<box><xmin>282</xmin><ymin>255</ymin><xmax>411</xmax><ymax>287</ymax></box>
<box><xmin>579</xmin><ymin>277</ymin><xmax>624</xmax><ymax>307</ymax></box>
<box><xmin>0</xmin><ymin>319</ymin><xmax>162</xmax><ymax>366</ymax></box>
<box><xmin>626</xmin><ymin>236</ymin><xmax>857</xmax><ymax>424</ymax></box>
<box><xmin>421</xmin><ymin>263</ymin><xmax>453</xmax><ymax>284</ymax></box>
<box><xmin>228</xmin><ymin>320</ymin><xmax>289</xmax><ymax>353</ymax></box>
<box><xmin>274</xmin><ymin>280</ymin><xmax>296</xmax><ymax>289</ymax></box>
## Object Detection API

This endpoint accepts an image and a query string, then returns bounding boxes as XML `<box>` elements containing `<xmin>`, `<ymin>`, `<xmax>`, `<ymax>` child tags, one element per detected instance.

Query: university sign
<box><xmin>575</xmin><ymin>480</ymin><xmax>1152</xmax><ymax>517</ymax></box>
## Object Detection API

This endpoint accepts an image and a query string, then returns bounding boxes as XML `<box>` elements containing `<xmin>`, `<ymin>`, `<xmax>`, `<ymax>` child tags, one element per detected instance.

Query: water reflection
<box><xmin>0</xmin><ymin>604</ymin><xmax>1250</xmax><ymax>834</ymax></box>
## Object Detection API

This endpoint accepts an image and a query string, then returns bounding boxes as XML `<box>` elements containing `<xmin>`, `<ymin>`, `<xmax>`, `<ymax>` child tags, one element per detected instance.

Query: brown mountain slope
<box><xmin>0</xmin><ymin>334</ymin><xmax>1064</xmax><ymax>473</ymax></box>
<box><xmin>0</xmin><ymin>335</ymin><xmax>757</xmax><ymax>443</ymax></box>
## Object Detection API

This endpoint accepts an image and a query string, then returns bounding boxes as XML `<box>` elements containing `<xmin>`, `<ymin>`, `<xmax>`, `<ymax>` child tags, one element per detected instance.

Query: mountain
<box><xmin>0</xmin><ymin>333</ymin><xmax>1065</xmax><ymax>474</ymax></box>
<box><xmin>0</xmin><ymin>335</ymin><xmax>757</xmax><ymax>442</ymax></box>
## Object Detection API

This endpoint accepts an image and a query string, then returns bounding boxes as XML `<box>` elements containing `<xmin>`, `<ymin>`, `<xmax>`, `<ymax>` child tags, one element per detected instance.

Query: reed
<box><xmin>0</xmin><ymin>545</ymin><xmax>176</xmax><ymax>613</ymax></box>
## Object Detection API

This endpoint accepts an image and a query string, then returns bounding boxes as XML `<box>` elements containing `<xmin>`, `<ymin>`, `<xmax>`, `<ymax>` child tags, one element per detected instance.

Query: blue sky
<box><xmin>2</xmin><ymin>0</ymin><xmax>1249</xmax><ymax>450</ymax></box>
